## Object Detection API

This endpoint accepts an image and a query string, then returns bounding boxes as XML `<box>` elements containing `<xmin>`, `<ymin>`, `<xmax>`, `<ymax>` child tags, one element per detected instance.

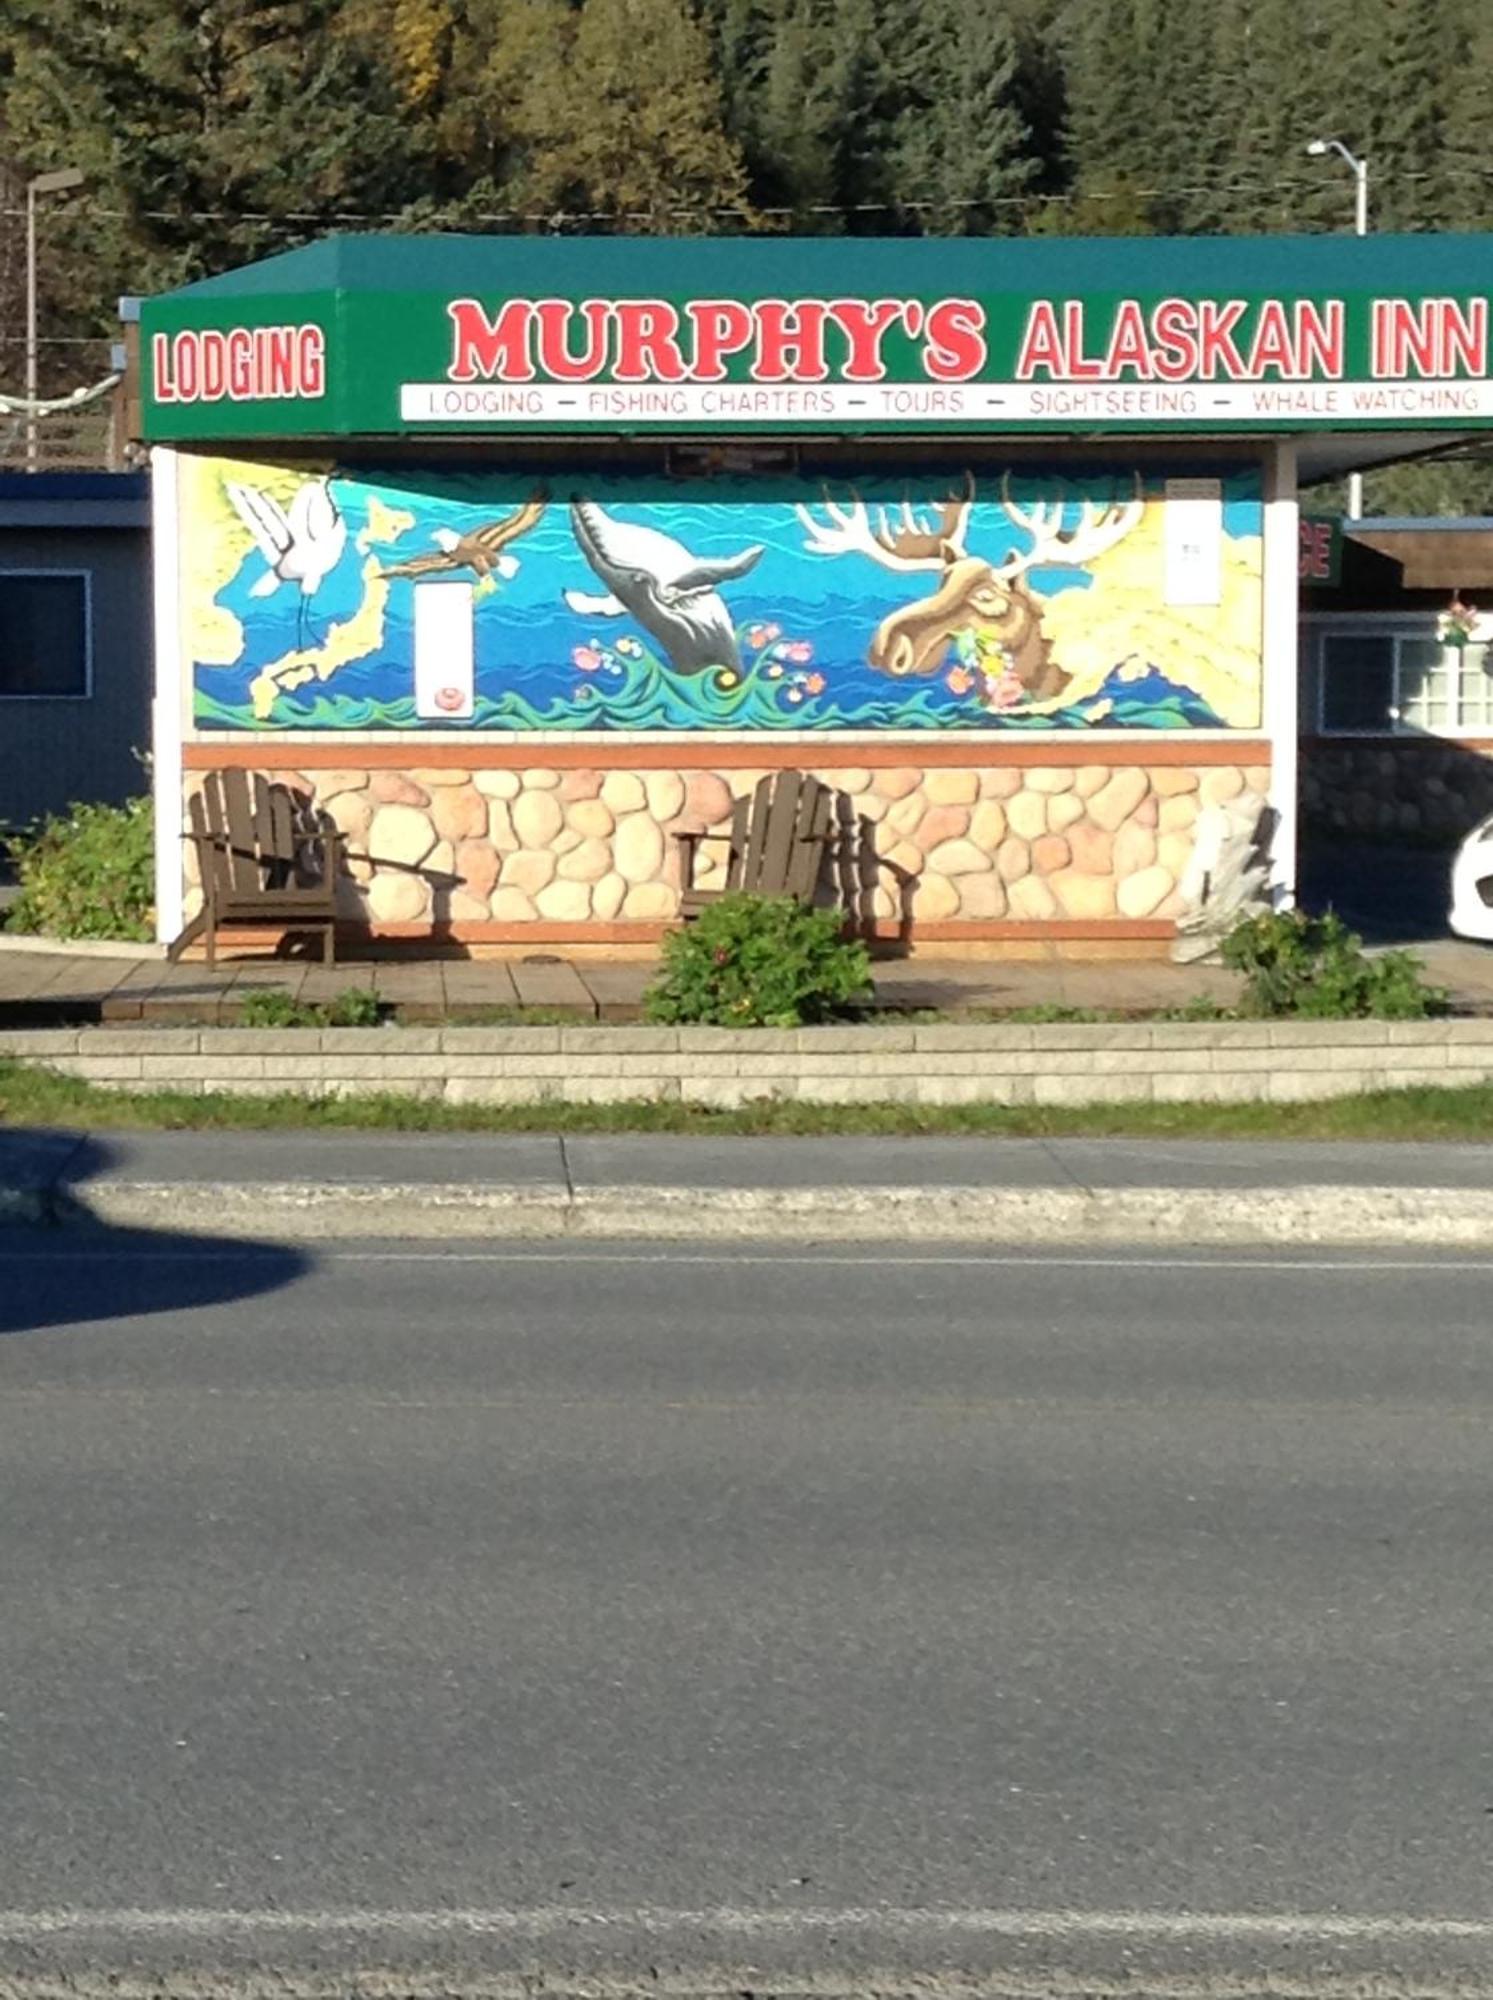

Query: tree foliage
<box><xmin>7</xmin><ymin>0</ymin><xmax>1493</xmax><ymax>501</ymax></box>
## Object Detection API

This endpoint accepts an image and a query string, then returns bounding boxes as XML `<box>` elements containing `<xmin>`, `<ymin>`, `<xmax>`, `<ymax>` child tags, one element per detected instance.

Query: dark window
<box><xmin>0</xmin><ymin>573</ymin><xmax>89</xmax><ymax>697</ymax></box>
<box><xmin>1320</xmin><ymin>632</ymin><xmax>1394</xmax><ymax>733</ymax></box>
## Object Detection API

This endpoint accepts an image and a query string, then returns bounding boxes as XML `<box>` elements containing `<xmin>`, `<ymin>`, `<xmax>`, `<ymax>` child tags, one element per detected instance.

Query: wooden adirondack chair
<box><xmin>170</xmin><ymin>770</ymin><xmax>343</xmax><ymax>965</ymax></box>
<box><xmin>676</xmin><ymin>769</ymin><xmax>835</xmax><ymax>919</ymax></box>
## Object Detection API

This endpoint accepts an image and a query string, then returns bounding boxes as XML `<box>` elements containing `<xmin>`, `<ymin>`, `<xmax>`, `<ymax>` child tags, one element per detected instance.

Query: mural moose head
<box><xmin>796</xmin><ymin>474</ymin><xmax>1145</xmax><ymax>701</ymax></box>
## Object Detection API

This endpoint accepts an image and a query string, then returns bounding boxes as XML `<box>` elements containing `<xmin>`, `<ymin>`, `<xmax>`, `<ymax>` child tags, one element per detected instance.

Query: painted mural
<box><xmin>181</xmin><ymin>455</ymin><xmax>1264</xmax><ymax>733</ymax></box>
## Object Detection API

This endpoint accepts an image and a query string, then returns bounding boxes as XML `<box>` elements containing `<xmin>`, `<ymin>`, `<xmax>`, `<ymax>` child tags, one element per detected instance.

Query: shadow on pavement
<box><xmin>0</xmin><ymin>1128</ymin><xmax>312</xmax><ymax>1337</ymax></box>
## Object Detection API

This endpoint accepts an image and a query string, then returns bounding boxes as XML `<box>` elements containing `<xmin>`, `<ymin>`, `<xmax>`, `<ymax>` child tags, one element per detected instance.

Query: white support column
<box><xmin>1262</xmin><ymin>438</ymin><xmax>1300</xmax><ymax>907</ymax></box>
<box><xmin>150</xmin><ymin>445</ymin><xmax>185</xmax><ymax>945</ymax></box>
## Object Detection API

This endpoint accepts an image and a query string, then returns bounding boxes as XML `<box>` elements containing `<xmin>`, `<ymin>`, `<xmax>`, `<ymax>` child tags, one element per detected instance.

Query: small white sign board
<box><xmin>1163</xmin><ymin>477</ymin><xmax>1223</xmax><ymax>606</ymax></box>
<box><xmin>413</xmin><ymin>579</ymin><xmax>475</xmax><ymax>721</ymax></box>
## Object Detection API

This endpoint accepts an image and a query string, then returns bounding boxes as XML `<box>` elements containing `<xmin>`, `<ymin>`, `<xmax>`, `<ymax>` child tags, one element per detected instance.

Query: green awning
<box><xmin>139</xmin><ymin>230</ymin><xmax>1493</xmax><ymax>445</ymax></box>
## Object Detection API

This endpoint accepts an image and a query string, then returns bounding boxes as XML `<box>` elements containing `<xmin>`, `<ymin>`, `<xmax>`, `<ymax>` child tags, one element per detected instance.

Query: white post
<box><xmin>1348</xmin><ymin>158</ymin><xmax>1369</xmax><ymax>521</ymax></box>
<box><xmin>24</xmin><ymin>182</ymin><xmax>37</xmax><ymax>472</ymax></box>
<box><xmin>1263</xmin><ymin>439</ymin><xmax>1300</xmax><ymax>908</ymax></box>
<box><xmin>150</xmin><ymin>445</ymin><xmax>186</xmax><ymax>946</ymax></box>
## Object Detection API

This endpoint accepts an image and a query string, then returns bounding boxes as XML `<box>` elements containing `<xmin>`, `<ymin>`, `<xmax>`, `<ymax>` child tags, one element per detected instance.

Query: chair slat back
<box><xmin>720</xmin><ymin>793</ymin><xmax>751</xmax><ymax>893</ymax></box>
<box><xmin>784</xmin><ymin>774</ymin><xmax>833</xmax><ymax>902</ymax></box>
<box><xmin>189</xmin><ymin>786</ymin><xmax>235</xmax><ymax>904</ymax></box>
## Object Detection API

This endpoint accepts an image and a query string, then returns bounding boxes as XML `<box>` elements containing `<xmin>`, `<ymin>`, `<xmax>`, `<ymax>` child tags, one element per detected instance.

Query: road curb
<box><xmin>16</xmin><ymin>1177</ymin><xmax>1493</xmax><ymax>1244</ymax></box>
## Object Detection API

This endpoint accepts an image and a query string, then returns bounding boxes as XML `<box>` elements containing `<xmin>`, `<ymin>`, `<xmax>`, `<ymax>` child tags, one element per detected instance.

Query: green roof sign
<box><xmin>139</xmin><ymin>231</ymin><xmax>1493</xmax><ymax>443</ymax></box>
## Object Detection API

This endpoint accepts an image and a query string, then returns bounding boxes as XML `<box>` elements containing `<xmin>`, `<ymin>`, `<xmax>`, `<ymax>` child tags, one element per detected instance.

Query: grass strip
<box><xmin>3</xmin><ymin>1057</ymin><xmax>1493</xmax><ymax>1141</ymax></box>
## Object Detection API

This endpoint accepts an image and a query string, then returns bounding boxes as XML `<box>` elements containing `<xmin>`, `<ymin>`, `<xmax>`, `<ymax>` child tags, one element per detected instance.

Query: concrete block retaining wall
<box><xmin>4</xmin><ymin>1020</ymin><xmax>1493</xmax><ymax>1108</ymax></box>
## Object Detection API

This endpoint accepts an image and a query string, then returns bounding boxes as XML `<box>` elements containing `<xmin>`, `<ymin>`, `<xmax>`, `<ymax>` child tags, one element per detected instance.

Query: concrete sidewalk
<box><xmin>4</xmin><ymin>1128</ymin><xmax>1493</xmax><ymax>1246</ymax></box>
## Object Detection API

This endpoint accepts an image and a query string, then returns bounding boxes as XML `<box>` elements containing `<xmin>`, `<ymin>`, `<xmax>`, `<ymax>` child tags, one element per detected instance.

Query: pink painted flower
<box><xmin>946</xmin><ymin>666</ymin><xmax>975</xmax><ymax>697</ymax></box>
<box><xmin>989</xmin><ymin>671</ymin><xmax>1026</xmax><ymax>711</ymax></box>
<box><xmin>746</xmin><ymin>624</ymin><xmax>772</xmax><ymax>650</ymax></box>
<box><xmin>782</xmin><ymin>640</ymin><xmax>813</xmax><ymax>664</ymax></box>
<box><xmin>763</xmin><ymin>623</ymin><xmax>782</xmax><ymax>642</ymax></box>
<box><xmin>803</xmin><ymin>671</ymin><xmax>825</xmax><ymax>695</ymax></box>
<box><xmin>571</xmin><ymin>645</ymin><xmax>603</xmax><ymax>672</ymax></box>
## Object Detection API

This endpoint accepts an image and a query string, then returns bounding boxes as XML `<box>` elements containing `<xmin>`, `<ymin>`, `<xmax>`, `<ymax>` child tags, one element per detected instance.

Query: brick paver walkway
<box><xmin>1</xmin><ymin>936</ymin><xmax>1490</xmax><ymax>1026</ymax></box>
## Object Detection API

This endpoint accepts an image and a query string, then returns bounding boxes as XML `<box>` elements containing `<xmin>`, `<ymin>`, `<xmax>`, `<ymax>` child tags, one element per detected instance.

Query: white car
<box><xmin>1449</xmin><ymin>813</ymin><xmax>1493</xmax><ymax>940</ymax></box>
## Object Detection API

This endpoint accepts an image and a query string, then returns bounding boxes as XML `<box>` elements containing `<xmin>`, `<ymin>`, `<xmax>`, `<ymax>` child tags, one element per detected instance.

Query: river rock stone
<box><xmin>521</xmin><ymin>767</ymin><xmax>561</xmax><ymax>790</ymax></box>
<box><xmin>560</xmin><ymin>769</ymin><xmax>603</xmax><ymax>801</ymax></box>
<box><xmin>1032</xmin><ymin>833</ymin><xmax>1072</xmax><ymax>875</ymax></box>
<box><xmin>601</xmin><ymin>772</ymin><xmax>647</xmax><ymax>814</ymax></box>
<box><xmin>969</xmin><ymin>800</ymin><xmax>1007</xmax><ymax>850</ymax></box>
<box><xmin>1027</xmin><ymin>768</ymin><xmax>1076</xmax><ymax>794</ymax></box>
<box><xmin>490</xmin><ymin>886</ymin><xmax>537</xmax><ymax>921</ymax></box>
<box><xmin>1088</xmin><ymin>768</ymin><xmax>1150</xmax><ymax>831</ymax></box>
<box><xmin>980</xmin><ymin>767</ymin><xmax>1024</xmax><ymax>799</ymax></box>
<box><xmin>369</xmin><ymin>804</ymin><xmax>436</xmax><ymax>870</ymax></box>
<box><xmin>958</xmin><ymin>871</ymin><xmax>1008</xmax><ymax>918</ymax></box>
<box><xmin>536</xmin><ymin>878</ymin><xmax>593</xmax><ymax>921</ymax></box>
<box><xmin>645</xmin><ymin>771</ymin><xmax>687</xmax><ymax>821</ymax></box>
<box><xmin>430</xmin><ymin>784</ymin><xmax>488</xmax><ymax>844</ymax></box>
<box><xmin>912</xmin><ymin>872</ymin><xmax>961</xmax><ymax>919</ymax></box>
<box><xmin>1117</xmin><ymin>863</ymin><xmax>1175</xmax><ymax>917</ymax></box>
<box><xmin>1067</xmin><ymin>819</ymin><xmax>1114</xmax><ymax>875</ymax></box>
<box><xmin>558</xmin><ymin>836</ymin><xmax>612</xmax><ymax>883</ymax></box>
<box><xmin>413</xmin><ymin>767</ymin><xmax>471</xmax><ymax>787</ymax></box>
<box><xmin>917</xmin><ymin>804</ymin><xmax>969</xmax><ymax>849</ymax></box>
<box><xmin>593</xmin><ymin>871</ymin><xmax>627</xmax><ymax>920</ymax></box>
<box><xmin>1050</xmin><ymin>868</ymin><xmax>1116</xmax><ymax>919</ymax></box>
<box><xmin>371</xmin><ymin>772</ymin><xmax>430</xmax><ymax>808</ymax></box>
<box><xmin>456</xmin><ymin>839</ymin><xmax>500</xmax><ymax>901</ymax></box>
<box><xmin>622</xmin><ymin>881</ymin><xmax>676</xmax><ymax>919</ymax></box>
<box><xmin>1009</xmin><ymin>872</ymin><xmax>1058</xmax><ymax>919</ymax></box>
<box><xmin>567</xmin><ymin>798</ymin><xmax>615</xmax><ymax>839</ymax></box>
<box><xmin>487</xmin><ymin>799</ymin><xmax>517</xmax><ymax>850</ymax></box>
<box><xmin>1201</xmin><ymin>766</ymin><xmax>1245</xmax><ymax>805</ymax></box>
<box><xmin>997</xmin><ymin>837</ymin><xmax>1031</xmax><ymax>883</ymax></box>
<box><xmin>874</xmin><ymin>766</ymin><xmax>923</xmax><ymax>800</ymax></box>
<box><xmin>501</xmin><ymin>849</ymin><xmax>556</xmax><ymax>894</ymax></box>
<box><xmin>1149</xmin><ymin>766</ymin><xmax>1200</xmax><ymax>798</ymax></box>
<box><xmin>925</xmin><ymin>769</ymin><xmax>979</xmax><ymax>805</ymax></box>
<box><xmin>926</xmin><ymin>837</ymin><xmax>990</xmax><ymax>876</ymax></box>
<box><xmin>474</xmin><ymin>770</ymin><xmax>521</xmax><ymax>799</ymax></box>
<box><xmin>614</xmin><ymin>811</ymin><xmax>665</xmax><ymax>884</ymax></box>
<box><xmin>513</xmin><ymin>789</ymin><xmax>565</xmax><ymax>848</ymax></box>
<box><xmin>1047</xmin><ymin>793</ymin><xmax>1085</xmax><ymax>833</ymax></box>
<box><xmin>683</xmin><ymin>771</ymin><xmax>735</xmax><ymax>826</ymax></box>
<box><xmin>367</xmin><ymin>870</ymin><xmax>430</xmax><ymax>923</ymax></box>
<box><xmin>1007</xmin><ymin>791</ymin><xmax>1047</xmax><ymax>841</ymax></box>
<box><xmin>314</xmin><ymin>769</ymin><xmax>371</xmax><ymax>798</ymax></box>
<box><xmin>1113</xmin><ymin>821</ymin><xmax>1158</xmax><ymax>876</ymax></box>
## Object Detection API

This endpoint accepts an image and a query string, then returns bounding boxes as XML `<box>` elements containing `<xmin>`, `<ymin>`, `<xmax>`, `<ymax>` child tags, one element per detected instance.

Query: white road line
<box><xmin>0</xmin><ymin>1905</ymin><xmax>1491</xmax><ymax>1944</ymax></box>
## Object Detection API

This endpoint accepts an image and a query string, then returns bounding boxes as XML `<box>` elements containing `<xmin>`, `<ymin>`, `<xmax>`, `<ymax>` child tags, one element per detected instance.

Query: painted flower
<box><xmin>761</xmin><ymin>622</ymin><xmax>782</xmax><ymax>643</ymax></box>
<box><xmin>433</xmin><ymin>686</ymin><xmax>466</xmax><ymax>713</ymax></box>
<box><xmin>765</xmin><ymin>663</ymin><xmax>783</xmax><ymax>679</ymax></box>
<box><xmin>781</xmin><ymin>640</ymin><xmax>813</xmax><ymax>664</ymax></box>
<box><xmin>802</xmin><ymin>671</ymin><xmax>825</xmax><ymax>695</ymax></box>
<box><xmin>988</xmin><ymin>671</ymin><xmax>1027</xmax><ymax>711</ymax></box>
<box><xmin>615</xmin><ymin>635</ymin><xmax>644</xmax><ymax>659</ymax></box>
<box><xmin>746</xmin><ymin>623</ymin><xmax>772</xmax><ymax>650</ymax></box>
<box><xmin>572</xmin><ymin>645</ymin><xmax>603</xmax><ymax>672</ymax></box>
<box><xmin>946</xmin><ymin>666</ymin><xmax>976</xmax><ymax>697</ymax></box>
<box><xmin>785</xmin><ymin>687</ymin><xmax>804</xmax><ymax>705</ymax></box>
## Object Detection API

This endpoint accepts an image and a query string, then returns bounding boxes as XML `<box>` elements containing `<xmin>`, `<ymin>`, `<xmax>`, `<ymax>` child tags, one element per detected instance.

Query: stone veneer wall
<box><xmin>1302</xmin><ymin>738</ymin><xmax>1493</xmax><ymax>846</ymax></box>
<box><xmin>182</xmin><ymin>759</ymin><xmax>1272</xmax><ymax>931</ymax></box>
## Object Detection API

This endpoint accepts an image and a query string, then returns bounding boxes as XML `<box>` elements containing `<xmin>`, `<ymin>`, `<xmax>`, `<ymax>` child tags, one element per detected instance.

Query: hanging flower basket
<box><xmin>1437</xmin><ymin>594</ymin><xmax>1479</xmax><ymax>649</ymax></box>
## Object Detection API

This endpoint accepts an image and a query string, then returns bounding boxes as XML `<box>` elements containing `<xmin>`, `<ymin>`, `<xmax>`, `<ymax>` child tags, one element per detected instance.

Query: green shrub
<box><xmin>4</xmin><ymin>795</ymin><xmax>155</xmax><ymax>942</ymax></box>
<box><xmin>644</xmin><ymin>893</ymin><xmax>872</xmax><ymax>1028</ymax></box>
<box><xmin>239</xmin><ymin>985</ymin><xmax>382</xmax><ymax>1029</ymax></box>
<box><xmin>1220</xmin><ymin>908</ymin><xmax>1447</xmax><ymax>1019</ymax></box>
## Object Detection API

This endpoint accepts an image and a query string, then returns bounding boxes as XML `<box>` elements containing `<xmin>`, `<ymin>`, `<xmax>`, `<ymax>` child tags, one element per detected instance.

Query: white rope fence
<box><xmin>0</xmin><ymin>373</ymin><xmax>120</xmax><ymax>417</ymax></box>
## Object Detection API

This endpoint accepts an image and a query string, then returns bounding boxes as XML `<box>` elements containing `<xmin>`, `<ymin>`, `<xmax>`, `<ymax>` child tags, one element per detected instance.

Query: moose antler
<box><xmin>992</xmin><ymin>473</ymin><xmax>1144</xmax><ymax>579</ymax></box>
<box><xmin>797</xmin><ymin>478</ymin><xmax>975</xmax><ymax>573</ymax></box>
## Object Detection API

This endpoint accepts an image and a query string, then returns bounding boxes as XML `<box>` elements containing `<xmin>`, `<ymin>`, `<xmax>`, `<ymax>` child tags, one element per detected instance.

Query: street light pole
<box><xmin>24</xmin><ymin>166</ymin><xmax>86</xmax><ymax>472</ymax></box>
<box><xmin>1306</xmin><ymin>137</ymin><xmax>1369</xmax><ymax>520</ymax></box>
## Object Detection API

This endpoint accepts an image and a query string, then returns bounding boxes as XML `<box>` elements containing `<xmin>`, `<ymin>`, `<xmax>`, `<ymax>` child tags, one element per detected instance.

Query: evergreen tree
<box><xmin>882</xmin><ymin>0</ymin><xmax>1034</xmax><ymax>234</ymax></box>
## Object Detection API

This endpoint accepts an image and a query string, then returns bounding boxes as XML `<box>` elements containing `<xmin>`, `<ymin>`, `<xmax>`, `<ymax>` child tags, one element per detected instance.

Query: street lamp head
<box><xmin>29</xmin><ymin>166</ymin><xmax>85</xmax><ymax>197</ymax></box>
<box><xmin>1306</xmin><ymin>139</ymin><xmax>1330</xmax><ymax>156</ymax></box>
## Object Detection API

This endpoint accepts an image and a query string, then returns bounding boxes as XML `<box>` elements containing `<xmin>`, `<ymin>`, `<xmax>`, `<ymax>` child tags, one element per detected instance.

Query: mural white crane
<box><xmin>226</xmin><ymin>475</ymin><xmax>347</xmax><ymax>648</ymax></box>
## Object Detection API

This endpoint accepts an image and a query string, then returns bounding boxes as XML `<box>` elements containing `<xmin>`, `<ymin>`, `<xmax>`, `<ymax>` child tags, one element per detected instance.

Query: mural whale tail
<box><xmin>569</xmin><ymin>498</ymin><xmax>763</xmax><ymax>676</ymax></box>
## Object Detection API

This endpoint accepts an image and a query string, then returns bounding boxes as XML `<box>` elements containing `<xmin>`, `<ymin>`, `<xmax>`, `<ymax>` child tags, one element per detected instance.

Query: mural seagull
<box><xmin>564</xmin><ymin>497</ymin><xmax>764</xmax><ymax>676</ymax></box>
<box><xmin>226</xmin><ymin>475</ymin><xmax>347</xmax><ymax>649</ymax></box>
<box><xmin>381</xmin><ymin>494</ymin><xmax>547</xmax><ymax>582</ymax></box>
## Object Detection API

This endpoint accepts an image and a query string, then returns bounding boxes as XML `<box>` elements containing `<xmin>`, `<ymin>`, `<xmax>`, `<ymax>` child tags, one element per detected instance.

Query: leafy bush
<box><xmin>1220</xmin><ymin>909</ymin><xmax>1447</xmax><ymax>1019</ymax></box>
<box><xmin>4</xmin><ymin>796</ymin><xmax>154</xmax><ymax>941</ymax></box>
<box><xmin>239</xmin><ymin>986</ymin><xmax>382</xmax><ymax>1028</ymax></box>
<box><xmin>644</xmin><ymin>893</ymin><xmax>871</xmax><ymax>1028</ymax></box>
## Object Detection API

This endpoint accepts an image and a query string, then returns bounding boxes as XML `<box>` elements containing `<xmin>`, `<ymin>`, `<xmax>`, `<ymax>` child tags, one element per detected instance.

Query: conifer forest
<box><xmin>4</xmin><ymin>0</ymin><xmax>1491</xmax><ymax>504</ymax></box>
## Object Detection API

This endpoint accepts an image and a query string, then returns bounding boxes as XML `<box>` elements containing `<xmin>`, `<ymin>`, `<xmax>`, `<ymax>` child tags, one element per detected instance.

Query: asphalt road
<box><xmin>3</xmin><ymin>1234</ymin><xmax>1493</xmax><ymax>1996</ymax></box>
